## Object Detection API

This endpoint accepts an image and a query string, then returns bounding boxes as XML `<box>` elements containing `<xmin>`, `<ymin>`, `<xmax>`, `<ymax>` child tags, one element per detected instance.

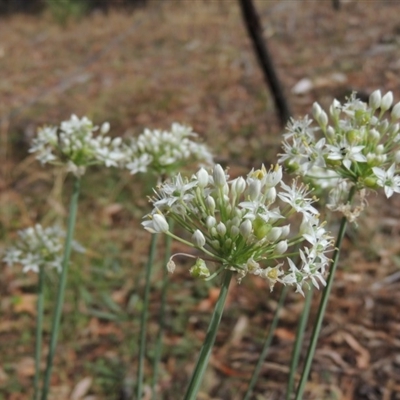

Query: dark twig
<box><xmin>238</xmin><ymin>0</ymin><xmax>291</xmax><ymax>126</ymax></box>
<box><xmin>332</xmin><ymin>0</ymin><xmax>340</xmax><ymax>11</ymax></box>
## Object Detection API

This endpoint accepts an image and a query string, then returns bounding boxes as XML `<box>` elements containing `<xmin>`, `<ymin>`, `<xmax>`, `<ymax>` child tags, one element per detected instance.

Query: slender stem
<box><xmin>183</xmin><ymin>270</ymin><xmax>233</xmax><ymax>400</ymax></box>
<box><xmin>151</xmin><ymin>220</ymin><xmax>174</xmax><ymax>400</ymax></box>
<box><xmin>34</xmin><ymin>267</ymin><xmax>45</xmax><ymax>400</ymax></box>
<box><xmin>243</xmin><ymin>285</ymin><xmax>288</xmax><ymax>400</ymax></box>
<box><xmin>285</xmin><ymin>286</ymin><xmax>314</xmax><ymax>400</ymax></box>
<box><xmin>136</xmin><ymin>234</ymin><xmax>158</xmax><ymax>400</ymax></box>
<box><xmin>294</xmin><ymin>187</ymin><xmax>356</xmax><ymax>400</ymax></box>
<box><xmin>41</xmin><ymin>177</ymin><xmax>81</xmax><ymax>400</ymax></box>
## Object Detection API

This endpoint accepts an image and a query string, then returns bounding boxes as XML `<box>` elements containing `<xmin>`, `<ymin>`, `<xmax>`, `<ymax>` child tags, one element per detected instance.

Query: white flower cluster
<box><xmin>125</xmin><ymin>123</ymin><xmax>213</xmax><ymax>176</ymax></box>
<box><xmin>279</xmin><ymin>91</ymin><xmax>400</xmax><ymax>218</ymax></box>
<box><xmin>143</xmin><ymin>164</ymin><xmax>333</xmax><ymax>295</ymax></box>
<box><xmin>2</xmin><ymin>224</ymin><xmax>84</xmax><ymax>273</ymax></box>
<box><xmin>30</xmin><ymin>117</ymin><xmax>213</xmax><ymax>179</ymax></box>
<box><xmin>30</xmin><ymin>115</ymin><xmax>126</xmax><ymax>176</ymax></box>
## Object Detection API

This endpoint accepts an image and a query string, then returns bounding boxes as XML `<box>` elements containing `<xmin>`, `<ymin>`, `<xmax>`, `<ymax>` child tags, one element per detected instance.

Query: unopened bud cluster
<box><xmin>142</xmin><ymin>164</ymin><xmax>333</xmax><ymax>294</ymax></box>
<box><xmin>2</xmin><ymin>224</ymin><xmax>84</xmax><ymax>273</ymax></box>
<box><xmin>279</xmin><ymin>91</ymin><xmax>400</xmax><ymax>218</ymax></box>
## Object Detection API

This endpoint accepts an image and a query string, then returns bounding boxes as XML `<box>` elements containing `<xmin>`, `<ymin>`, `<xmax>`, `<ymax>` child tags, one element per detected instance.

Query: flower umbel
<box><xmin>30</xmin><ymin>115</ymin><xmax>126</xmax><ymax>176</ymax></box>
<box><xmin>125</xmin><ymin>123</ymin><xmax>213</xmax><ymax>176</ymax></box>
<box><xmin>3</xmin><ymin>224</ymin><xmax>84</xmax><ymax>273</ymax></box>
<box><xmin>279</xmin><ymin>91</ymin><xmax>400</xmax><ymax>218</ymax></box>
<box><xmin>143</xmin><ymin>164</ymin><xmax>333</xmax><ymax>294</ymax></box>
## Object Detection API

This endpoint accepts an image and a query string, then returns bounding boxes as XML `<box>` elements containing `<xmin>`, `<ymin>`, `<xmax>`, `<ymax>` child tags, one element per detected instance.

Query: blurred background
<box><xmin>1</xmin><ymin>1</ymin><xmax>400</xmax><ymax>399</ymax></box>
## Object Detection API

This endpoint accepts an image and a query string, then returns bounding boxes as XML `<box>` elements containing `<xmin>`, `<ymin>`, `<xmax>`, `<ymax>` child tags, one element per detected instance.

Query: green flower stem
<box><xmin>151</xmin><ymin>220</ymin><xmax>174</xmax><ymax>400</ymax></box>
<box><xmin>285</xmin><ymin>286</ymin><xmax>314</xmax><ymax>400</ymax></box>
<box><xmin>41</xmin><ymin>177</ymin><xmax>81</xmax><ymax>400</ymax></box>
<box><xmin>34</xmin><ymin>266</ymin><xmax>45</xmax><ymax>400</ymax></box>
<box><xmin>243</xmin><ymin>285</ymin><xmax>288</xmax><ymax>400</ymax></box>
<box><xmin>294</xmin><ymin>187</ymin><xmax>356</xmax><ymax>400</ymax></box>
<box><xmin>183</xmin><ymin>270</ymin><xmax>233</xmax><ymax>400</ymax></box>
<box><xmin>137</xmin><ymin>233</ymin><xmax>158</xmax><ymax>400</ymax></box>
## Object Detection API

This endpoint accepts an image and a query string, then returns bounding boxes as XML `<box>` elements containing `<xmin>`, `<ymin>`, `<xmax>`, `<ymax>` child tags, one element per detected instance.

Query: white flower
<box><xmin>143</xmin><ymin>164</ymin><xmax>332</xmax><ymax>293</ymax></box>
<box><xmin>326</xmin><ymin>140</ymin><xmax>366</xmax><ymax>170</ymax></box>
<box><xmin>126</xmin><ymin>123</ymin><xmax>213</xmax><ymax>177</ymax></box>
<box><xmin>278</xmin><ymin>181</ymin><xmax>318</xmax><ymax>216</ymax></box>
<box><xmin>372</xmin><ymin>164</ymin><xmax>400</xmax><ymax>198</ymax></box>
<box><xmin>2</xmin><ymin>224</ymin><xmax>84</xmax><ymax>274</ymax></box>
<box><xmin>30</xmin><ymin>115</ymin><xmax>127</xmax><ymax>175</ymax></box>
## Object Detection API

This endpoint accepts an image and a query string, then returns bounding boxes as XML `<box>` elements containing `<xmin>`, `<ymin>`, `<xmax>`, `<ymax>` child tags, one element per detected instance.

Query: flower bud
<box><xmin>377</xmin><ymin>154</ymin><xmax>387</xmax><ymax>164</ymax></box>
<box><xmin>232</xmin><ymin>177</ymin><xmax>246</xmax><ymax>196</ymax></box>
<box><xmin>395</xmin><ymin>150</ymin><xmax>400</xmax><ymax>164</ymax></box>
<box><xmin>376</xmin><ymin>144</ymin><xmax>384</xmax><ymax>154</ymax></box>
<box><xmin>274</xmin><ymin>240</ymin><xmax>288</xmax><ymax>255</ymax></box>
<box><xmin>211</xmin><ymin>240</ymin><xmax>220</xmax><ymax>249</ymax></box>
<box><xmin>100</xmin><ymin>122</ymin><xmax>110</xmax><ymax>134</ymax></box>
<box><xmin>248</xmin><ymin>180</ymin><xmax>261</xmax><ymax>201</ymax></box>
<box><xmin>381</xmin><ymin>91</ymin><xmax>393</xmax><ymax>112</ymax></box>
<box><xmin>318</xmin><ymin>110</ymin><xmax>328</xmax><ymax>128</ymax></box>
<box><xmin>391</xmin><ymin>102</ymin><xmax>400</xmax><ymax>120</ymax></box>
<box><xmin>265</xmin><ymin>187</ymin><xmax>276</xmax><ymax>203</ymax></box>
<box><xmin>326</xmin><ymin>126</ymin><xmax>336</xmax><ymax>139</ymax></box>
<box><xmin>368</xmin><ymin>129</ymin><xmax>380</xmax><ymax>142</ymax></box>
<box><xmin>216</xmin><ymin>222</ymin><xmax>227</xmax><ymax>236</ymax></box>
<box><xmin>379</xmin><ymin>119</ymin><xmax>389</xmax><ymax>133</ymax></box>
<box><xmin>312</xmin><ymin>102</ymin><xmax>322</xmax><ymax>120</ymax></box>
<box><xmin>329</xmin><ymin>99</ymin><xmax>341</xmax><ymax>120</ymax></box>
<box><xmin>112</xmin><ymin>137</ymin><xmax>122</xmax><ymax>147</ymax></box>
<box><xmin>389</xmin><ymin>123</ymin><xmax>399</xmax><ymax>137</ymax></box>
<box><xmin>280</xmin><ymin>224</ymin><xmax>290</xmax><ymax>239</ymax></box>
<box><xmin>190</xmin><ymin>258</ymin><xmax>210</xmax><ymax>279</ymax></box>
<box><xmin>192</xmin><ymin>229</ymin><xmax>206</xmax><ymax>247</ymax></box>
<box><xmin>205</xmin><ymin>196</ymin><xmax>216</xmax><ymax>213</ymax></box>
<box><xmin>213</xmin><ymin>164</ymin><xmax>226</xmax><ymax>188</ymax></box>
<box><xmin>230</xmin><ymin>226</ymin><xmax>239</xmax><ymax>238</ymax></box>
<box><xmin>206</xmin><ymin>216</ymin><xmax>216</xmax><ymax>229</ymax></box>
<box><xmin>239</xmin><ymin>219</ymin><xmax>252</xmax><ymax>238</ymax></box>
<box><xmin>369</xmin><ymin>90</ymin><xmax>381</xmax><ymax>110</ymax></box>
<box><xmin>196</xmin><ymin>168</ymin><xmax>209</xmax><ymax>187</ymax></box>
<box><xmin>143</xmin><ymin>213</ymin><xmax>169</xmax><ymax>233</ymax></box>
<box><xmin>267</xmin><ymin>227</ymin><xmax>282</xmax><ymax>243</ymax></box>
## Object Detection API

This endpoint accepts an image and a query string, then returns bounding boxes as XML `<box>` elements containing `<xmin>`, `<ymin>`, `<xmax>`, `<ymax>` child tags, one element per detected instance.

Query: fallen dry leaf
<box><xmin>70</xmin><ymin>376</ymin><xmax>93</xmax><ymax>400</ymax></box>
<box><xmin>12</xmin><ymin>294</ymin><xmax>37</xmax><ymax>316</ymax></box>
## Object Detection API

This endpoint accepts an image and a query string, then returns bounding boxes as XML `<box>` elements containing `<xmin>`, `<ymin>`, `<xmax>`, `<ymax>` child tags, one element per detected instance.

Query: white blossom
<box><xmin>142</xmin><ymin>164</ymin><xmax>333</xmax><ymax>293</ymax></box>
<box><xmin>125</xmin><ymin>123</ymin><xmax>213</xmax><ymax>176</ymax></box>
<box><xmin>2</xmin><ymin>224</ymin><xmax>84</xmax><ymax>273</ymax></box>
<box><xmin>279</xmin><ymin>91</ymin><xmax>400</xmax><ymax>219</ymax></box>
<box><xmin>30</xmin><ymin>115</ymin><xmax>127</xmax><ymax>176</ymax></box>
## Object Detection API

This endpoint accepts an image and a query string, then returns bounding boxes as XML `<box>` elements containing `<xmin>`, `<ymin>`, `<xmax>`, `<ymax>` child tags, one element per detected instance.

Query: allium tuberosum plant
<box><xmin>143</xmin><ymin>163</ymin><xmax>333</xmax><ymax>399</ymax></box>
<box><xmin>279</xmin><ymin>90</ymin><xmax>400</xmax><ymax>399</ymax></box>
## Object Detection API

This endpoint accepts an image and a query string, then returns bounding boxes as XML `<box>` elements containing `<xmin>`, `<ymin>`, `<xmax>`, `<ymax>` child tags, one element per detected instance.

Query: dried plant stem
<box><xmin>183</xmin><ymin>270</ymin><xmax>233</xmax><ymax>400</ymax></box>
<box><xmin>41</xmin><ymin>177</ymin><xmax>81</xmax><ymax>400</ymax></box>
<box><xmin>243</xmin><ymin>285</ymin><xmax>288</xmax><ymax>400</ymax></box>
<box><xmin>294</xmin><ymin>187</ymin><xmax>356</xmax><ymax>399</ymax></box>
<box><xmin>136</xmin><ymin>233</ymin><xmax>158</xmax><ymax>400</ymax></box>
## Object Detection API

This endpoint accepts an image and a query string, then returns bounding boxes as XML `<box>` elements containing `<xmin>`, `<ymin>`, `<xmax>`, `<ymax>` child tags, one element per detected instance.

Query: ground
<box><xmin>1</xmin><ymin>1</ymin><xmax>400</xmax><ymax>399</ymax></box>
